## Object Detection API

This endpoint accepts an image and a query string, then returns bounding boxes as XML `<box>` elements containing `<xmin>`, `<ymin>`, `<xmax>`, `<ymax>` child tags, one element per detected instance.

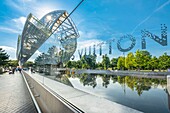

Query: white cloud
<box><xmin>73</xmin><ymin>36</ymin><xmax>101</xmax><ymax>61</ymax></box>
<box><xmin>0</xmin><ymin>46</ymin><xmax>42</xmax><ymax>62</ymax></box>
<box><xmin>31</xmin><ymin>4</ymin><xmax>57</xmax><ymax>18</ymax></box>
<box><xmin>0</xmin><ymin>46</ymin><xmax>16</xmax><ymax>60</ymax></box>
<box><xmin>6</xmin><ymin>0</ymin><xmax>60</xmax><ymax>19</ymax></box>
<box><xmin>12</xmin><ymin>16</ymin><xmax>26</xmax><ymax>30</ymax></box>
<box><xmin>2</xmin><ymin>0</ymin><xmax>63</xmax><ymax>35</ymax></box>
<box><xmin>73</xmin><ymin>30</ymin><xmax>123</xmax><ymax>62</ymax></box>
<box><xmin>0</xmin><ymin>16</ymin><xmax>26</xmax><ymax>34</ymax></box>
<box><xmin>0</xmin><ymin>26</ymin><xmax>20</xmax><ymax>34</ymax></box>
<box><xmin>77</xmin><ymin>39</ymin><xmax>102</xmax><ymax>50</ymax></box>
<box><xmin>5</xmin><ymin>0</ymin><xmax>24</xmax><ymax>11</ymax></box>
<box><xmin>76</xmin><ymin>19</ymin><xmax>85</xmax><ymax>27</ymax></box>
<box><xmin>79</xmin><ymin>30</ymin><xmax>100</xmax><ymax>39</ymax></box>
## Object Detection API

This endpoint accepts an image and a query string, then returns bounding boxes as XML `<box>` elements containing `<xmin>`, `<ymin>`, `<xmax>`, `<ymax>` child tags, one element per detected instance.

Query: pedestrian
<box><xmin>12</xmin><ymin>67</ymin><xmax>16</xmax><ymax>74</ymax></box>
<box><xmin>31</xmin><ymin>68</ymin><xmax>35</xmax><ymax>73</ymax></box>
<box><xmin>18</xmin><ymin>67</ymin><xmax>22</xmax><ymax>73</ymax></box>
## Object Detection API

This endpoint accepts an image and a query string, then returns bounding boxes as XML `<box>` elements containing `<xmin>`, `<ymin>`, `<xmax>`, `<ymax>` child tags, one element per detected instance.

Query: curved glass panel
<box><xmin>17</xmin><ymin>10</ymin><xmax>79</xmax><ymax>65</ymax></box>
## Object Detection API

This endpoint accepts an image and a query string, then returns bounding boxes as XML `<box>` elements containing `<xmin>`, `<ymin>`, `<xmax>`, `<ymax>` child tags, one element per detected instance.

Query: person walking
<box><xmin>18</xmin><ymin>67</ymin><xmax>22</xmax><ymax>73</ymax></box>
<box><xmin>12</xmin><ymin>67</ymin><xmax>16</xmax><ymax>74</ymax></box>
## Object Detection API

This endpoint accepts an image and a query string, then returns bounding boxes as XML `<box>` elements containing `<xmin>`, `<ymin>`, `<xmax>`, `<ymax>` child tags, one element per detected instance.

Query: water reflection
<box><xmin>38</xmin><ymin>71</ymin><xmax>169</xmax><ymax>113</ymax></box>
<box><xmin>67</xmin><ymin>74</ymin><xmax>169</xmax><ymax>113</ymax></box>
<box><xmin>44</xmin><ymin>74</ymin><xmax>73</xmax><ymax>87</ymax></box>
<box><xmin>79</xmin><ymin>74</ymin><xmax>97</xmax><ymax>88</ymax></box>
<box><xmin>101</xmin><ymin>75</ymin><xmax>110</xmax><ymax>88</ymax></box>
<box><xmin>69</xmin><ymin>74</ymin><xmax>167</xmax><ymax>96</ymax></box>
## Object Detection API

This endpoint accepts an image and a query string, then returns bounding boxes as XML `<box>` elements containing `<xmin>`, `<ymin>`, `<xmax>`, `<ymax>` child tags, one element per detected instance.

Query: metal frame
<box><xmin>17</xmin><ymin>10</ymin><xmax>79</xmax><ymax>65</ymax></box>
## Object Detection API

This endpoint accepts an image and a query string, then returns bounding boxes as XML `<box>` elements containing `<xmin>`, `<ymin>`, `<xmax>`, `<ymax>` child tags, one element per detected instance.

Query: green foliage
<box><xmin>79</xmin><ymin>74</ymin><xmax>97</xmax><ymax>88</ymax></box>
<box><xmin>65</xmin><ymin>61</ymin><xmax>72</xmax><ymax>68</ymax></box>
<box><xmin>110</xmin><ymin>58</ymin><xmax>118</xmax><ymax>69</ymax></box>
<box><xmin>23</xmin><ymin>61</ymin><xmax>34</xmax><ymax>67</ymax></box>
<box><xmin>7</xmin><ymin>60</ymin><xmax>18</xmax><ymax>67</ymax></box>
<box><xmin>135</xmin><ymin>50</ymin><xmax>151</xmax><ymax>70</ymax></box>
<box><xmin>148</xmin><ymin>56</ymin><xmax>158</xmax><ymax>71</ymax></box>
<box><xmin>96</xmin><ymin>62</ymin><xmax>103</xmax><ymax>69</ymax></box>
<box><xmin>71</xmin><ymin>74</ymin><xmax>166</xmax><ymax>96</ymax></box>
<box><xmin>125</xmin><ymin>52</ymin><xmax>135</xmax><ymax>70</ymax></box>
<box><xmin>101</xmin><ymin>74</ymin><xmax>110</xmax><ymax>88</ymax></box>
<box><xmin>41</xmin><ymin>49</ymin><xmax>170</xmax><ymax>71</ymax></box>
<box><xmin>82</xmin><ymin>63</ymin><xmax>89</xmax><ymax>69</ymax></box>
<box><xmin>0</xmin><ymin>48</ymin><xmax>9</xmax><ymax>66</ymax></box>
<box><xmin>75</xmin><ymin>60</ymin><xmax>82</xmax><ymax>69</ymax></box>
<box><xmin>158</xmin><ymin>53</ymin><xmax>170</xmax><ymax>70</ymax></box>
<box><xmin>101</xmin><ymin>54</ymin><xmax>110</xmax><ymax>70</ymax></box>
<box><xmin>119</xmin><ymin>76</ymin><xmax>165</xmax><ymax>96</ymax></box>
<box><xmin>117</xmin><ymin>56</ymin><xmax>125</xmax><ymax>70</ymax></box>
<box><xmin>34</xmin><ymin>53</ymin><xmax>46</xmax><ymax>65</ymax></box>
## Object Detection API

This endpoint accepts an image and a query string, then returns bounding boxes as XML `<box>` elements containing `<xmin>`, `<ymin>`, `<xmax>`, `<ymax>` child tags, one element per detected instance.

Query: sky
<box><xmin>0</xmin><ymin>0</ymin><xmax>170</xmax><ymax>62</ymax></box>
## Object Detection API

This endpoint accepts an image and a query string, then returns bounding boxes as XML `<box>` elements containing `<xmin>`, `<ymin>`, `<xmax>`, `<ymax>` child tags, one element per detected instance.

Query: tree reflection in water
<box><xmin>69</xmin><ymin>74</ymin><xmax>167</xmax><ymax>96</ymax></box>
<box><xmin>101</xmin><ymin>75</ymin><xmax>110</xmax><ymax>88</ymax></box>
<box><xmin>115</xmin><ymin>76</ymin><xmax>166</xmax><ymax>96</ymax></box>
<box><xmin>78</xmin><ymin>74</ymin><xmax>97</xmax><ymax>88</ymax></box>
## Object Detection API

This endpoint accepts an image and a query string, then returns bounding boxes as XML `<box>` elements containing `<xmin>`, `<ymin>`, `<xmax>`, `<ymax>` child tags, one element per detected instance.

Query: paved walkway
<box><xmin>0</xmin><ymin>72</ymin><xmax>37</xmax><ymax>113</ymax></box>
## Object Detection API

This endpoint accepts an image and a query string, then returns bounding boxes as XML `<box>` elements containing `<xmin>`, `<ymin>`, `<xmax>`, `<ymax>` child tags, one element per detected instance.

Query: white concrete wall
<box><xmin>23</xmin><ymin>72</ymin><xmax>82</xmax><ymax>113</ymax></box>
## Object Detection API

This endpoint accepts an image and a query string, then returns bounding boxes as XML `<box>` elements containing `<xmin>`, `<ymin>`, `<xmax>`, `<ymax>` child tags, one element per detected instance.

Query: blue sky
<box><xmin>0</xmin><ymin>0</ymin><xmax>170</xmax><ymax>61</ymax></box>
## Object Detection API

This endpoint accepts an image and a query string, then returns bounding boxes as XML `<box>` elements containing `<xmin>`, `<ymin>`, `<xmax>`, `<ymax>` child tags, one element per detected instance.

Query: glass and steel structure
<box><xmin>17</xmin><ymin>10</ymin><xmax>79</xmax><ymax>65</ymax></box>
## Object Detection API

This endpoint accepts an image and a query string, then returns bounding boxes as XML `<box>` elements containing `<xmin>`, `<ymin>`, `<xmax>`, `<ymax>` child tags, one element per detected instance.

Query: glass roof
<box><xmin>17</xmin><ymin>10</ymin><xmax>79</xmax><ymax>65</ymax></box>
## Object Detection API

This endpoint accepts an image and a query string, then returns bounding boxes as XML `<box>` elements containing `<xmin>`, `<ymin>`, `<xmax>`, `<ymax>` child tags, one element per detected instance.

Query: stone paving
<box><xmin>0</xmin><ymin>72</ymin><xmax>37</xmax><ymax>113</ymax></box>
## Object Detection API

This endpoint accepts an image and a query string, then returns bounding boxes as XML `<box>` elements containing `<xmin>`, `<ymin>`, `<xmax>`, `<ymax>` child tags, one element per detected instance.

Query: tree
<box><xmin>117</xmin><ymin>56</ymin><xmax>125</xmax><ymax>70</ymax></box>
<box><xmin>148</xmin><ymin>56</ymin><xmax>159</xmax><ymax>71</ymax></box>
<box><xmin>110</xmin><ymin>58</ymin><xmax>118</xmax><ymax>70</ymax></box>
<box><xmin>141</xmin><ymin>51</ymin><xmax>151</xmax><ymax>70</ymax></box>
<box><xmin>135</xmin><ymin>50</ymin><xmax>151</xmax><ymax>70</ymax></box>
<box><xmin>70</xmin><ymin>61</ymin><xmax>77</xmax><ymax>68</ymax></box>
<box><xmin>34</xmin><ymin>53</ymin><xmax>47</xmax><ymax>65</ymax></box>
<box><xmin>0</xmin><ymin>48</ymin><xmax>9</xmax><ymax>67</ymax></box>
<box><xmin>125</xmin><ymin>52</ymin><xmax>135</xmax><ymax>70</ymax></box>
<box><xmin>101</xmin><ymin>54</ymin><xmax>110</xmax><ymax>70</ymax></box>
<box><xmin>158</xmin><ymin>53</ymin><xmax>170</xmax><ymax>70</ymax></box>
<box><xmin>79</xmin><ymin>74</ymin><xmax>97</xmax><ymax>88</ymax></box>
<box><xmin>81</xmin><ymin>55</ymin><xmax>96</xmax><ymax>69</ymax></box>
<box><xmin>65</xmin><ymin>61</ymin><xmax>72</xmax><ymax>68</ymax></box>
<box><xmin>96</xmin><ymin>62</ymin><xmax>103</xmax><ymax>69</ymax></box>
<box><xmin>7</xmin><ymin>60</ymin><xmax>18</xmax><ymax>67</ymax></box>
<box><xmin>102</xmin><ymin>75</ymin><xmax>110</xmax><ymax>88</ymax></box>
<box><xmin>23</xmin><ymin>61</ymin><xmax>34</xmax><ymax>67</ymax></box>
<box><xmin>75</xmin><ymin>60</ymin><xmax>82</xmax><ymax>69</ymax></box>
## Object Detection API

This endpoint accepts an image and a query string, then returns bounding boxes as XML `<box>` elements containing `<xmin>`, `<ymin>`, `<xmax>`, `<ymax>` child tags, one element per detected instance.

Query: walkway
<box><xmin>0</xmin><ymin>72</ymin><xmax>37</xmax><ymax>113</ymax></box>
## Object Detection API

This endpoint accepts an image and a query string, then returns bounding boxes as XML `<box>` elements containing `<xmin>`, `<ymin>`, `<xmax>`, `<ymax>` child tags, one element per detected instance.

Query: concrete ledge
<box><xmin>75</xmin><ymin>69</ymin><xmax>169</xmax><ymax>78</ymax></box>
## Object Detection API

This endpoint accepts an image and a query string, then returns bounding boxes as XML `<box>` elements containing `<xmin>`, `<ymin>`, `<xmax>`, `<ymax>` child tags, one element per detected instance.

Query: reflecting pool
<box><xmin>62</xmin><ymin>74</ymin><xmax>169</xmax><ymax>113</ymax></box>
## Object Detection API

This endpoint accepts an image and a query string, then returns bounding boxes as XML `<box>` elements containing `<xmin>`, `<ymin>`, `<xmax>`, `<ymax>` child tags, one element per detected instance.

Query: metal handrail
<box><xmin>21</xmin><ymin>71</ymin><xmax>42</xmax><ymax>113</ymax></box>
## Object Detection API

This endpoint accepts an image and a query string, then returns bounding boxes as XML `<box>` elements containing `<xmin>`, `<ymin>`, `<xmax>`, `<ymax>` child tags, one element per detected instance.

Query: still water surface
<box><xmin>57</xmin><ymin>74</ymin><xmax>170</xmax><ymax>113</ymax></box>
